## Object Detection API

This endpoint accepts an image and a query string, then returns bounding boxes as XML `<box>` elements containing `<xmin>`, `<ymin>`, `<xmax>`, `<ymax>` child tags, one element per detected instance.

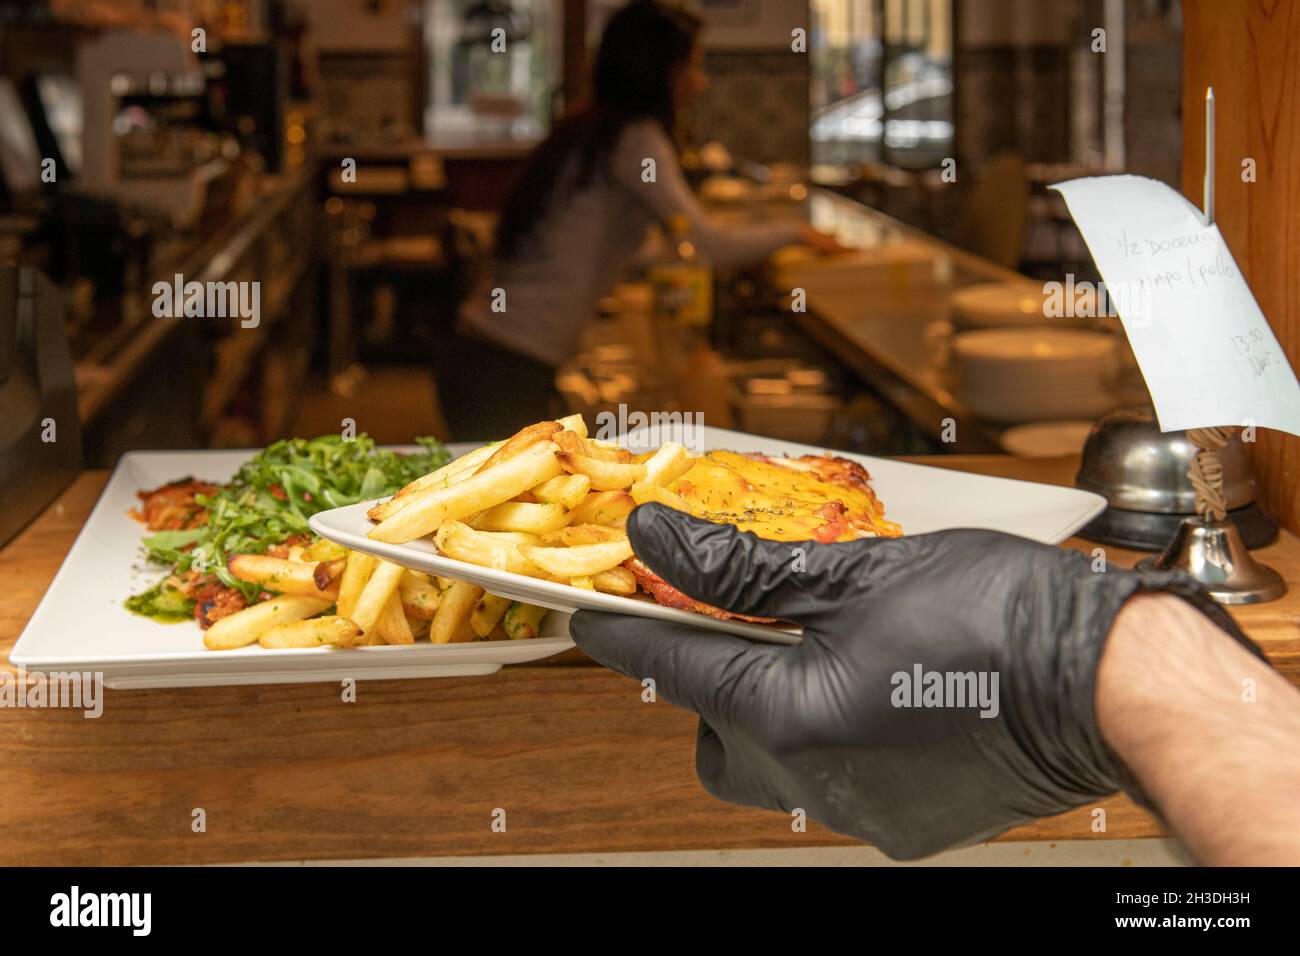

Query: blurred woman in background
<box><xmin>438</xmin><ymin>0</ymin><xmax>839</xmax><ymax>439</ymax></box>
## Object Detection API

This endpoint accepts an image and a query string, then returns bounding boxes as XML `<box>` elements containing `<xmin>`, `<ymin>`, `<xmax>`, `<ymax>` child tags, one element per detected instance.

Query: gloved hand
<box><xmin>569</xmin><ymin>503</ymin><xmax>1262</xmax><ymax>859</ymax></box>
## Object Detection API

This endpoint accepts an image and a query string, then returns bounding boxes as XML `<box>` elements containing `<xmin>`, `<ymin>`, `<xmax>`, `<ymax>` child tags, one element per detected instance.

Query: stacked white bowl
<box><xmin>947</xmin><ymin>282</ymin><xmax>1120</xmax><ymax>424</ymax></box>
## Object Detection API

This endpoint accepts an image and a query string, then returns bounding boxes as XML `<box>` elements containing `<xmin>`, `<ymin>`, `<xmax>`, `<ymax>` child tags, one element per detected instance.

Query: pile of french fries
<box><xmin>203</xmin><ymin>413</ymin><xmax>686</xmax><ymax>652</ymax></box>
<box><xmin>203</xmin><ymin>526</ymin><xmax>550</xmax><ymax>651</ymax></box>
<box><xmin>365</xmin><ymin>414</ymin><xmax>694</xmax><ymax>592</ymax></box>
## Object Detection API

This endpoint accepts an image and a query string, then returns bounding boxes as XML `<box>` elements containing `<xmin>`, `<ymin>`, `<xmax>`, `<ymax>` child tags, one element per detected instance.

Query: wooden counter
<box><xmin>767</xmin><ymin>191</ymin><xmax>1026</xmax><ymax>453</ymax></box>
<box><xmin>1</xmin><ymin>455</ymin><xmax>1297</xmax><ymax>865</ymax></box>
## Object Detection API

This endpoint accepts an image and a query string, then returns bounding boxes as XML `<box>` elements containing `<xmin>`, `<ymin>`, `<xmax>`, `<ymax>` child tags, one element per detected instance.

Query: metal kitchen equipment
<box><xmin>1075</xmin><ymin>406</ymin><xmax>1277</xmax><ymax>551</ymax></box>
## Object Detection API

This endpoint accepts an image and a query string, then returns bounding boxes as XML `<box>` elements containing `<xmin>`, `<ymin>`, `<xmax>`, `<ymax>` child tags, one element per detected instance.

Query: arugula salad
<box><xmin>127</xmin><ymin>435</ymin><xmax>449</xmax><ymax>624</ymax></box>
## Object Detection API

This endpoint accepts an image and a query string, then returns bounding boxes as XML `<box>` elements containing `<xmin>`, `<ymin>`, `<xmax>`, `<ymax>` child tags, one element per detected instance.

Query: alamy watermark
<box><xmin>151</xmin><ymin>273</ymin><xmax>260</xmax><ymax>328</ymax></box>
<box><xmin>1</xmin><ymin>668</ymin><xmax>103</xmax><ymax>718</ymax></box>
<box><xmin>50</xmin><ymin>886</ymin><xmax>150</xmax><ymax>936</ymax></box>
<box><xmin>891</xmin><ymin>664</ymin><xmax>999</xmax><ymax>718</ymax></box>
<box><xmin>1042</xmin><ymin>273</ymin><xmax>1151</xmax><ymax>325</ymax></box>
<box><xmin>594</xmin><ymin>404</ymin><xmax>705</xmax><ymax>454</ymax></box>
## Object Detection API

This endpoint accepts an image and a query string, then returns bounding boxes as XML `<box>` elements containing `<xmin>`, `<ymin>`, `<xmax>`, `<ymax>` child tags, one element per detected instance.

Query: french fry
<box><xmin>553</xmin><ymin>429</ymin><xmax>584</xmax><ymax>456</ymax></box>
<box><xmin>629</xmin><ymin>481</ymin><xmax>694</xmax><ymax>513</ymax></box>
<box><xmin>396</xmin><ymin>442</ymin><xmax>497</xmax><ymax>498</ymax></box>
<box><xmin>204</xmin><ymin>595</ymin><xmax>332</xmax><ymax>650</ymax></box>
<box><xmin>472</xmin><ymin>421</ymin><xmax>562</xmax><ymax>475</ymax></box>
<box><xmin>502</xmin><ymin>602</ymin><xmax>548</xmax><ymax>640</ymax></box>
<box><xmin>369</xmin><ymin>441</ymin><xmax>563</xmax><ymax>544</ymax></box>
<box><xmin>555</xmin><ymin>452</ymin><xmax>645</xmax><ymax>491</ymax></box>
<box><xmin>399</xmin><ymin>570</ymin><xmax>440</xmax><ymax>620</ymax></box>
<box><xmin>568</xmin><ymin>490</ymin><xmax>636</xmax><ymax>526</ymax></box>
<box><xmin>367</xmin><ymin>441</ymin><xmax>500</xmax><ymax>521</ymax></box>
<box><xmin>377</xmin><ymin>594</ymin><xmax>415</xmax><ymax>644</ymax></box>
<box><xmin>366</xmin><ymin>499</ymin><xmax>400</xmax><ymax>524</ymax></box>
<box><xmin>226</xmin><ymin>554</ymin><xmax>340</xmax><ymax>600</ymax></box>
<box><xmin>539</xmin><ymin>523</ymin><xmax>626</xmax><ymax>546</ymax></box>
<box><xmin>451</xmin><ymin>615</ymin><xmax>481</xmax><ymax>643</ymax></box>
<box><xmin>302</xmin><ymin>538</ymin><xmax>349</xmax><ymax>563</ymax></box>
<box><xmin>470</xmin><ymin>500</ymin><xmax>571</xmax><ymax>535</ymax></box>
<box><xmin>336</xmin><ymin>617</ymin><xmax>371</xmax><ymax>647</ymax></box>
<box><xmin>554</xmin><ymin>428</ymin><xmax>627</xmax><ymax>463</ymax></box>
<box><xmin>434</xmin><ymin>521</ymin><xmax>545</xmax><ymax>576</ymax></box>
<box><xmin>336</xmin><ymin>551</ymin><xmax>377</xmax><ymax>619</ymax></box>
<box><xmin>529</xmin><ymin>473</ymin><xmax>591</xmax><ymax>509</ymax></box>
<box><xmin>431</xmin><ymin>579</ymin><xmax>483</xmax><ymax>644</ymax></box>
<box><xmin>312</xmin><ymin>558</ymin><xmax>346</xmax><ymax>592</ymax></box>
<box><xmin>641</xmin><ymin>441</ymin><xmax>693</xmax><ymax>487</ymax></box>
<box><xmin>556</xmin><ymin>413</ymin><xmax>587</xmax><ymax>437</ymax></box>
<box><xmin>350</xmin><ymin>559</ymin><xmax>406</xmax><ymax>634</ymax></box>
<box><xmin>258</xmin><ymin>615</ymin><xmax>363</xmax><ymax>649</ymax></box>
<box><xmin>519</xmin><ymin>537</ymin><xmax>634</xmax><ymax>578</ymax></box>
<box><xmin>592</xmin><ymin>566</ymin><xmax>637</xmax><ymax>594</ymax></box>
<box><xmin>470</xmin><ymin>592</ymin><xmax>512</xmax><ymax>637</ymax></box>
<box><xmin>571</xmin><ymin>576</ymin><xmax>595</xmax><ymax>590</ymax></box>
<box><xmin>372</xmin><ymin>419</ymin><xmax>568</xmax><ymax>523</ymax></box>
<box><xmin>587</xmin><ymin>437</ymin><xmax>633</xmax><ymax>463</ymax></box>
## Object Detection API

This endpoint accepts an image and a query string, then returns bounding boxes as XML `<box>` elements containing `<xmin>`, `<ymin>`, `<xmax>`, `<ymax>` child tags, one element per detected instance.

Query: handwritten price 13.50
<box><xmin>1232</xmin><ymin>328</ymin><xmax>1273</xmax><ymax>377</ymax></box>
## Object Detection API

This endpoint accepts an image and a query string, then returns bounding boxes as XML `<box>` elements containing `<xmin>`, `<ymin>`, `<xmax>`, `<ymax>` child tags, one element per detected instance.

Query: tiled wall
<box><xmin>691</xmin><ymin>49</ymin><xmax>811</xmax><ymax>165</ymax></box>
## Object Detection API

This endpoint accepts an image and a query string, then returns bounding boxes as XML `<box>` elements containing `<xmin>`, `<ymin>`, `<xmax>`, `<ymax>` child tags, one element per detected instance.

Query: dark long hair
<box><xmin>494</xmin><ymin>0</ymin><xmax>702</xmax><ymax>260</ymax></box>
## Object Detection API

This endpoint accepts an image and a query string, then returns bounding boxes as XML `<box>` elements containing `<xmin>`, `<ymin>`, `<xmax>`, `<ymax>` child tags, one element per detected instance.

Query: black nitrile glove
<box><xmin>569</xmin><ymin>503</ymin><xmax>1263</xmax><ymax>859</ymax></box>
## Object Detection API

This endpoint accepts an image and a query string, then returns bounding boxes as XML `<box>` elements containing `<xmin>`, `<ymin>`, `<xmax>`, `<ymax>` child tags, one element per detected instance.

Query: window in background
<box><xmin>810</xmin><ymin>0</ymin><xmax>952</xmax><ymax>169</ymax></box>
<box><xmin>425</xmin><ymin>0</ymin><xmax>562</xmax><ymax>142</ymax></box>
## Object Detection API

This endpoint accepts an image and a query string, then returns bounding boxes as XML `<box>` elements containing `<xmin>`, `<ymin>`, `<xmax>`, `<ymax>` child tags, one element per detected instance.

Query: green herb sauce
<box><xmin>125</xmin><ymin>583</ymin><xmax>196</xmax><ymax>623</ymax></box>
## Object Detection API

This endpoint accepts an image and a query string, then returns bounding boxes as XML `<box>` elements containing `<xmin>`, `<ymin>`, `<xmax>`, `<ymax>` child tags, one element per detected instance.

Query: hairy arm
<box><xmin>1097</xmin><ymin>593</ymin><xmax>1300</xmax><ymax>865</ymax></box>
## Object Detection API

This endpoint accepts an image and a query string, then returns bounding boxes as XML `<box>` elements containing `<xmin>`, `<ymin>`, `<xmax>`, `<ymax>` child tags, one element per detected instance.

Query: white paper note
<box><xmin>1051</xmin><ymin>175</ymin><xmax>1300</xmax><ymax>437</ymax></box>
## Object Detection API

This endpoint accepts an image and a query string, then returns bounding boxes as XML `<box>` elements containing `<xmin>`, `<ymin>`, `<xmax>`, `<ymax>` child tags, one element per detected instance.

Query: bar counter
<box><xmin>2</xmin><ymin>454</ymin><xmax>1296</xmax><ymax>866</ymax></box>
<box><xmin>719</xmin><ymin>189</ymin><xmax>1147</xmax><ymax>453</ymax></box>
<box><xmin>67</xmin><ymin>162</ymin><xmax>321</xmax><ymax>469</ymax></box>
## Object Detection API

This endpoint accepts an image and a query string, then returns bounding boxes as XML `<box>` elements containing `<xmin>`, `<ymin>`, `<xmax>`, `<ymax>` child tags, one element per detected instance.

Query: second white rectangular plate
<box><xmin>310</xmin><ymin>426</ymin><xmax>1107</xmax><ymax>643</ymax></box>
<box><xmin>10</xmin><ymin>446</ymin><xmax>576</xmax><ymax>688</ymax></box>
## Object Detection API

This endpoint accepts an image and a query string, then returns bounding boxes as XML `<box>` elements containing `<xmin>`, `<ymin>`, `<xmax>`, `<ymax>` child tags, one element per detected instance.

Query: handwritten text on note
<box><xmin>1051</xmin><ymin>175</ymin><xmax>1300</xmax><ymax>437</ymax></box>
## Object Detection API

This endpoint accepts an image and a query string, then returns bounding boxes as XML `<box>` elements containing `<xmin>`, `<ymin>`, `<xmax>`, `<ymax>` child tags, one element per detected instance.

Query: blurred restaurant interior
<box><xmin>0</xmin><ymin>0</ymin><xmax>1293</xmax><ymax>530</ymax></box>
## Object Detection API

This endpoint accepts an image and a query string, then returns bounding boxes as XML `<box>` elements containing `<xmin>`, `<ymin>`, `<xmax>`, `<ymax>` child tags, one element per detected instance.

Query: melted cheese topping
<box><xmin>671</xmin><ymin>450</ymin><xmax>901</xmax><ymax>542</ymax></box>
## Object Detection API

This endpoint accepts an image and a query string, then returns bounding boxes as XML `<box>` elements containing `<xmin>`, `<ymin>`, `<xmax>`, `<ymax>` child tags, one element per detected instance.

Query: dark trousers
<box><xmin>434</xmin><ymin>331</ymin><xmax>560</xmax><ymax>442</ymax></box>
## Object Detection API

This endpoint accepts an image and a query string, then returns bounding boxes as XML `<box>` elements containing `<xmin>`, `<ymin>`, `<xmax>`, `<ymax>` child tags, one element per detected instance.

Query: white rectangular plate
<box><xmin>310</xmin><ymin>426</ymin><xmax>1107</xmax><ymax>643</ymax></box>
<box><xmin>10</xmin><ymin>446</ymin><xmax>575</xmax><ymax>689</ymax></box>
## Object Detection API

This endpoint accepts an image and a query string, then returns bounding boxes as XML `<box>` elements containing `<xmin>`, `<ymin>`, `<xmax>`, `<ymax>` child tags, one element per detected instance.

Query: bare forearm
<box><xmin>1097</xmin><ymin>593</ymin><xmax>1300</xmax><ymax>865</ymax></box>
